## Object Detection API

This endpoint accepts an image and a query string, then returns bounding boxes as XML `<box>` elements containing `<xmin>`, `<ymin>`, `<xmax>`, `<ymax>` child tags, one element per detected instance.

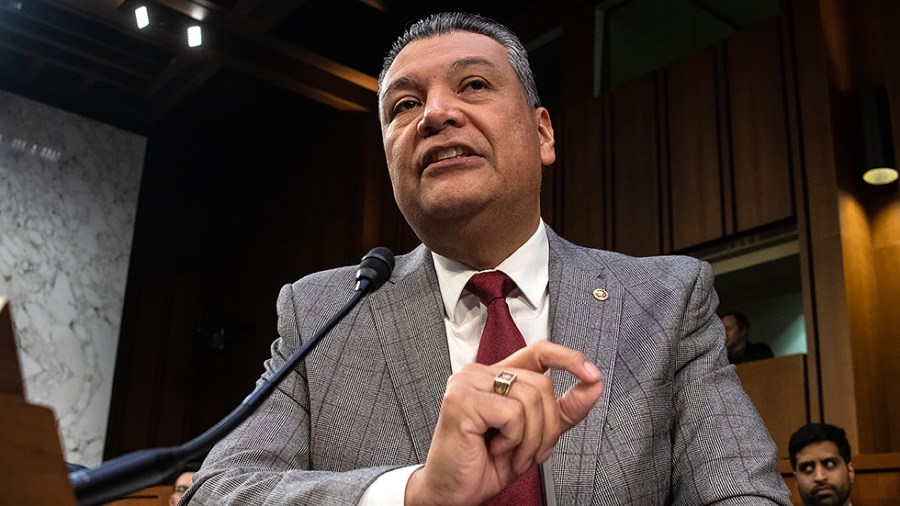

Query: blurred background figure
<box><xmin>721</xmin><ymin>311</ymin><xmax>773</xmax><ymax>364</ymax></box>
<box><xmin>169</xmin><ymin>470</ymin><xmax>194</xmax><ymax>506</ymax></box>
<box><xmin>789</xmin><ymin>423</ymin><xmax>855</xmax><ymax>506</ymax></box>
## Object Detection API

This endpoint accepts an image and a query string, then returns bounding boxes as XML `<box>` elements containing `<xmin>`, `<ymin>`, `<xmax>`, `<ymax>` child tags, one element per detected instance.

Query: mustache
<box><xmin>811</xmin><ymin>484</ymin><xmax>836</xmax><ymax>495</ymax></box>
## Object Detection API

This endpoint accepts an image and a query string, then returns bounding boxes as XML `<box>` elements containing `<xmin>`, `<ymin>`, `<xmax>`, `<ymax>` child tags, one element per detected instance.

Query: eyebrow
<box><xmin>448</xmin><ymin>56</ymin><xmax>500</xmax><ymax>74</ymax></box>
<box><xmin>796</xmin><ymin>456</ymin><xmax>841</xmax><ymax>468</ymax></box>
<box><xmin>380</xmin><ymin>76</ymin><xmax>420</xmax><ymax>103</ymax></box>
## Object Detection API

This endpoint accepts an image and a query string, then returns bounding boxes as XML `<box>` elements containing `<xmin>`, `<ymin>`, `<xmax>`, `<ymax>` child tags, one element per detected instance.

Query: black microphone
<box><xmin>355</xmin><ymin>246</ymin><xmax>395</xmax><ymax>293</ymax></box>
<box><xmin>69</xmin><ymin>247</ymin><xmax>395</xmax><ymax>506</ymax></box>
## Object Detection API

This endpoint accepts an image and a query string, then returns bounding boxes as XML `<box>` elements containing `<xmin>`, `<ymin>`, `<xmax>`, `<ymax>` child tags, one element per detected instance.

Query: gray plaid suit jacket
<box><xmin>187</xmin><ymin>226</ymin><xmax>791</xmax><ymax>505</ymax></box>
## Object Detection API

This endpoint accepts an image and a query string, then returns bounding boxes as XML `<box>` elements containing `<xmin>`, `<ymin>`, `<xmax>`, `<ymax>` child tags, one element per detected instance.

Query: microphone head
<box><xmin>355</xmin><ymin>247</ymin><xmax>395</xmax><ymax>293</ymax></box>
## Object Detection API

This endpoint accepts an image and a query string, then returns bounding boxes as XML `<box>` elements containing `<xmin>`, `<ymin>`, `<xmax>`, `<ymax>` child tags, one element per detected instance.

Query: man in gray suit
<box><xmin>186</xmin><ymin>12</ymin><xmax>791</xmax><ymax>505</ymax></box>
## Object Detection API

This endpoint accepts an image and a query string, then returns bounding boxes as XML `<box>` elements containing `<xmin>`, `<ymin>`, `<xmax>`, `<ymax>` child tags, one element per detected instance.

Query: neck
<box><xmin>728</xmin><ymin>340</ymin><xmax>748</xmax><ymax>357</ymax></box>
<box><xmin>416</xmin><ymin>213</ymin><xmax>540</xmax><ymax>270</ymax></box>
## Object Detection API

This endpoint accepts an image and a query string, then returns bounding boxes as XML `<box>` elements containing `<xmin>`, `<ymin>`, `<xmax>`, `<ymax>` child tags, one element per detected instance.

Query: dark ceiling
<box><xmin>0</xmin><ymin>0</ymin><xmax>583</xmax><ymax>133</ymax></box>
<box><xmin>0</xmin><ymin>0</ymin><xmax>779</xmax><ymax>134</ymax></box>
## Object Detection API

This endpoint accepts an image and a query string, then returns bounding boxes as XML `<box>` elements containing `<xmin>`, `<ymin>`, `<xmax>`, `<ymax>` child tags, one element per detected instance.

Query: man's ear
<box><xmin>535</xmin><ymin>107</ymin><xmax>556</xmax><ymax>167</ymax></box>
<box><xmin>847</xmin><ymin>462</ymin><xmax>855</xmax><ymax>483</ymax></box>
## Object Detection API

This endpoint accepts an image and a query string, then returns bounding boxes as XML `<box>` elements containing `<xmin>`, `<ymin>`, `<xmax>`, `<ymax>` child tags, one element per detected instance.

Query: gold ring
<box><xmin>492</xmin><ymin>370</ymin><xmax>517</xmax><ymax>397</ymax></box>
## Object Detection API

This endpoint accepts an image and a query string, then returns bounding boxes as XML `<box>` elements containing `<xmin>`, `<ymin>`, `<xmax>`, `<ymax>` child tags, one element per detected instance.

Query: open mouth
<box><xmin>421</xmin><ymin>145</ymin><xmax>476</xmax><ymax>171</ymax></box>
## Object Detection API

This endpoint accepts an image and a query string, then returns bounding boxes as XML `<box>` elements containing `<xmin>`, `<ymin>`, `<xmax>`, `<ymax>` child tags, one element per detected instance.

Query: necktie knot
<box><xmin>466</xmin><ymin>271</ymin><xmax>517</xmax><ymax>306</ymax></box>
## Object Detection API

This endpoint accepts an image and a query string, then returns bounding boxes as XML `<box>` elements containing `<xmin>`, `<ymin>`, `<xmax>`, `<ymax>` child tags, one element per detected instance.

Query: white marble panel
<box><xmin>0</xmin><ymin>89</ymin><xmax>145</xmax><ymax>467</ymax></box>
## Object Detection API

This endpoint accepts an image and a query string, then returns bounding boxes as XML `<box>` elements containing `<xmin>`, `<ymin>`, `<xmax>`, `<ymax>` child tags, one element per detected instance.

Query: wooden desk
<box><xmin>104</xmin><ymin>485</ymin><xmax>171</xmax><ymax>505</ymax></box>
<box><xmin>0</xmin><ymin>298</ymin><xmax>77</xmax><ymax>505</ymax></box>
<box><xmin>735</xmin><ymin>354</ymin><xmax>809</xmax><ymax>459</ymax></box>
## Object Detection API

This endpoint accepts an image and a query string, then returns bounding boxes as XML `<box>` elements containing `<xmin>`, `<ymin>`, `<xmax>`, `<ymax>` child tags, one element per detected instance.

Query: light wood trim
<box><xmin>0</xmin><ymin>393</ymin><xmax>76</xmax><ymax>505</ymax></box>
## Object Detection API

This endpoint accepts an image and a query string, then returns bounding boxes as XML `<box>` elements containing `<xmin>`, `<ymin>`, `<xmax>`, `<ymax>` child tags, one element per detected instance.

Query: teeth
<box><xmin>433</xmin><ymin>147</ymin><xmax>467</xmax><ymax>162</ymax></box>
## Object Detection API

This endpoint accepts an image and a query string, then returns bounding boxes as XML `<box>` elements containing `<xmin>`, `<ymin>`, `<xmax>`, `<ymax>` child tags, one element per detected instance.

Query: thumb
<box><xmin>557</xmin><ymin>376</ymin><xmax>603</xmax><ymax>431</ymax></box>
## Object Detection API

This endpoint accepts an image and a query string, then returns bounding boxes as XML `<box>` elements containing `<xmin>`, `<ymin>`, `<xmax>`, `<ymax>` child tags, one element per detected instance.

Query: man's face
<box><xmin>794</xmin><ymin>441</ymin><xmax>854</xmax><ymax>506</ymax></box>
<box><xmin>169</xmin><ymin>471</ymin><xmax>194</xmax><ymax>506</ymax></box>
<box><xmin>379</xmin><ymin>31</ymin><xmax>555</xmax><ymax>233</ymax></box>
<box><xmin>721</xmin><ymin>315</ymin><xmax>747</xmax><ymax>350</ymax></box>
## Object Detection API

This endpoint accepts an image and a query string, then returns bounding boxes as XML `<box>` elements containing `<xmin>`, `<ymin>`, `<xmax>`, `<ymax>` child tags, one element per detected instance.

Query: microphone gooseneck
<box><xmin>69</xmin><ymin>247</ymin><xmax>395</xmax><ymax>506</ymax></box>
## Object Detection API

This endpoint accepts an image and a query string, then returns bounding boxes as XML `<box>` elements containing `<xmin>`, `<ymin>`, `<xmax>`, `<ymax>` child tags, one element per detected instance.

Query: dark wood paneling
<box><xmin>0</xmin><ymin>300</ymin><xmax>25</xmax><ymax>398</ymax></box>
<box><xmin>788</xmin><ymin>0</ymin><xmax>858</xmax><ymax>448</ymax></box>
<box><xmin>726</xmin><ymin>18</ymin><xmax>795</xmax><ymax>232</ymax></box>
<box><xmin>874</xmin><ymin>0</ymin><xmax>900</xmax><ymax>455</ymax></box>
<box><xmin>665</xmin><ymin>48</ymin><xmax>725</xmax><ymax>251</ymax></box>
<box><xmin>610</xmin><ymin>74</ymin><xmax>661</xmax><ymax>257</ymax></box>
<box><xmin>558</xmin><ymin>4</ymin><xmax>605</xmax><ymax>249</ymax></box>
<box><xmin>105</xmin><ymin>78</ymin><xmax>395</xmax><ymax>459</ymax></box>
<box><xmin>780</xmin><ymin>0</ymin><xmax>820</xmax><ymax>427</ymax></box>
<box><xmin>658</xmin><ymin>73</ymin><xmax>672</xmax><ymax>253</ymax></box>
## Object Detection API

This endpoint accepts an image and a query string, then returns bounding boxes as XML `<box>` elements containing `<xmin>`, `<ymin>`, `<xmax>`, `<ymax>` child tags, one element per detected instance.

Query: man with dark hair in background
<box><xmin>721</xmin><ymin>310</ymin><xmax>774</xmax><ymax>363</ymax></box>
<box><xmin>185</xmin><ymin>12</ymin><xmax>790</xmax><ymax>505</ymax></box>
<box><xmin>789</xmin><ymin>423</ymin><xmax>855</xmax><ymax>506</ymax></box>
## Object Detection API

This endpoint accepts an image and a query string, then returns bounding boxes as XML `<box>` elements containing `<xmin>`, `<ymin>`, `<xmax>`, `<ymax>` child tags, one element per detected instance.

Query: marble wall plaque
<box><xmin>0</xmin><ymin>89</ymin><xmax>146</xmax><ymax>466</ymax></box>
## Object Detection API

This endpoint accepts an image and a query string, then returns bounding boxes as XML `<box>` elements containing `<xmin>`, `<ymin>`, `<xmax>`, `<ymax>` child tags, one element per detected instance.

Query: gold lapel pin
<box><xmin>592</xmin><ymin>288</ymin><xmax>609</xmax><ymax>301</ymax></box>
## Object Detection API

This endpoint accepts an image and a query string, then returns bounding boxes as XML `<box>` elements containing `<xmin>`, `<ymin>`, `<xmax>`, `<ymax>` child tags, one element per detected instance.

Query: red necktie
<box><xmin>466</xmin><ymin>271</ymin><xmax>544</xmax><ymax>506</ymax></box>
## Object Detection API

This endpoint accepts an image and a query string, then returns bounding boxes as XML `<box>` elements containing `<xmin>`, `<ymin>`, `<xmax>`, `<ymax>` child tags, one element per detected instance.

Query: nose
<box><xmin>417</xmin><ymin>90</ymin><xmax>465</xmax><ymax>137</ymax></box>
<box><xmin>812</xmin><ymin>465</ymin><xmax>828</xmax><ymax>482</ymax></box>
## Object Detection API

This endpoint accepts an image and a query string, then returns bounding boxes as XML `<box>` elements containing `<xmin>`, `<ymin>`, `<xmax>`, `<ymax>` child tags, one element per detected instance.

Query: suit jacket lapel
<box><xmin>546</xmin><ymin>231</ymin><xmax>622</xmax><ymax>504</ymax></box>
<box><xmin>367</xmin><ymin>246</ymin><xmax>450</xmax><ymax>463</ymax></box>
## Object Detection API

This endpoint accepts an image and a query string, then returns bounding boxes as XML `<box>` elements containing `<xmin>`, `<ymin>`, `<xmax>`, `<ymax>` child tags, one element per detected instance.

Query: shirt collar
<box><xmin>432</xmin><ymin>221</ymin><xmax>549</xmax><ymax>318</ymax></box>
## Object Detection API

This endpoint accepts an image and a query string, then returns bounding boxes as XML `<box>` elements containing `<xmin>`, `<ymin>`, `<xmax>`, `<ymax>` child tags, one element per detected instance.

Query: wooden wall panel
<box><xmin>735</xmin><ymin>354</ymin><xmax>808</xmax><ymax>459</ymax></box>
<box><xmin>610</xmin><ymin>74</ymin><xmax>661</xmax><ymax>257</ymax></box>
<box><xmin>0</xmin><ymin>299</ymin><xmax>24</xmax><ymax>398</ymax></box>
<box><xmin>787</xmin><ymin>0</ymin><xmax>900</xmax><ymax>455</ymax></box>
<box><xmin>779</xmin><ymin>0</ymin><xmax>820</xmax><ymax>426</ymax></box>
<box><xmin>823</xmin><ymin>0</ymin><xmax>900</xmax><ymax>455</ymax></box>
<box><xmin>726</xmin><ymin>19</ymin><xmax>795</xmax><ymax>232</ymax></box>
<box><xmin>558</xmin><ymin>5</ymin><xmax>605</xmax><ymax>249</ymax></box>
<box><xmin>107</xmin><ymin>97</ymin><xmax>378</xmax><ymax>460</ymax></box>
<box><xmin>665</xmin><ymin>48</ymin><xmax>725</xmax><ymax>251</ymax></box>
<box><xmin>864</xmin><ymin>0</ymin><xmax>900</xmax><ymax>454</ymax></box>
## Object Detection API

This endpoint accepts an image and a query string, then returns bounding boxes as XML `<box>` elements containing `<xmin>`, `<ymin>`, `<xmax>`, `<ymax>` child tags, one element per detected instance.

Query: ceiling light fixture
<box><xmin>134</xmin><ymin>6</ymin><xmax>150</xmax><ymax>29</ymax></box>
<box><xmin>187</xmin><ymin>25</ymin><xmax>202</xmax><ymax>47</ymax></box>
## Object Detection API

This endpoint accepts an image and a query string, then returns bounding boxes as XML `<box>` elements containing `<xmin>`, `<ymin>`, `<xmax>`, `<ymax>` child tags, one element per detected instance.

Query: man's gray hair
<box><xmin>378</xmin><ymin>12</ymin><xmax>541</xmax><ymax>109</ymax></box>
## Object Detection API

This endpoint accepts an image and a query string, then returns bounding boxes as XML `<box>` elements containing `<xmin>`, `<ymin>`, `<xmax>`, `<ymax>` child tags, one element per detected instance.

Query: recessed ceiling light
<box><xmin>134</xmin><ymin>6</ymin><xmax>150</xmax><ymax>29</ymax></box>
<box><xmin>187</xmin><ymin>25</ymin><xmax>202</xmax><ymax>47</ymax></box>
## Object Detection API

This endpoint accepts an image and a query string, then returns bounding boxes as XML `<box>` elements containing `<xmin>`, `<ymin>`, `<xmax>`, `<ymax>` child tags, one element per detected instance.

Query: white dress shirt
<box><xmin>358</xmin><ymin>222</ymin><xmax>550</xmax><ymax>505</ymax></box>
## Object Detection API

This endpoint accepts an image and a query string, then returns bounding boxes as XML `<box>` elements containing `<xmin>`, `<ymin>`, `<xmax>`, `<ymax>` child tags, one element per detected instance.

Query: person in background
<box><xmin>184</xmin><ymin>12</ymin><xmax>790</xmax><ymax>505</ymax></box>
<box><xmin>721</xmin><ymin>310</ymin><xmax>774</xmax><ymax>363</ymax></box>
<box><xmin>169</xmin><ymin>470</ymin><xmax>194</xmax><ymax>506</ymax></box>
<box><xmin>789</xmin><ymin>423</ymin><xmax>855</xmax><ymax>506</ymax></box>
